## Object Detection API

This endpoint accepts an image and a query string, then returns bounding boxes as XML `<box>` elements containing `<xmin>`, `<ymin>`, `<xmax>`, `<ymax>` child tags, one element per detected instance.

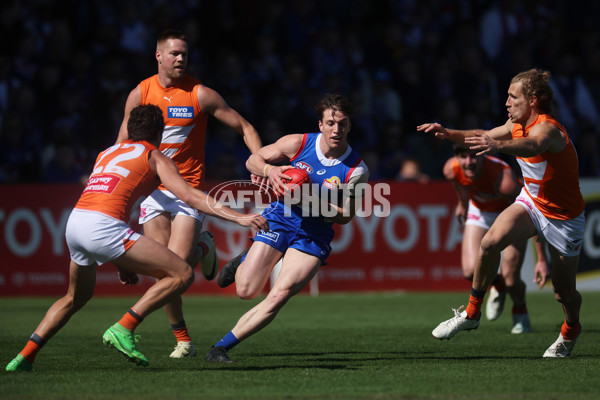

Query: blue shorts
<box><xmin>254</xmin><ymin>203</ymin><xmax>333</xmax><ymax>263</ymax></box>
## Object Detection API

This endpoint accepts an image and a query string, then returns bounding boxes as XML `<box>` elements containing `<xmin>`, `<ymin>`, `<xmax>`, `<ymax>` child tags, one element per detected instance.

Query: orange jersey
<box><xmin>451</xmin><ymin>155</ymin><xmax>513</xmax><ymax>212</ymax></box>
<box><xmin>75</xmin><ymin>140</ymin><xmax>160</xmax><ymax>222</ymax></box>
<box><xmin>139</xmin><ymin>74</ymin><xmax>208</xmax><ymax>190</ymax></box>
<box><xmin>512</xmin><ymin>114</ymin><xmax>584</xmax><ymax>220</ymax></box>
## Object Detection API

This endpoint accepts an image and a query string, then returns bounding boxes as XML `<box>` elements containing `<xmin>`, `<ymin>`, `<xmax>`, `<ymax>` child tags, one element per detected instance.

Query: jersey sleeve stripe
<box><xmin>290</xmin><ymin>133</ymin><xmax>308</xmax><ymax>162</ymax></box>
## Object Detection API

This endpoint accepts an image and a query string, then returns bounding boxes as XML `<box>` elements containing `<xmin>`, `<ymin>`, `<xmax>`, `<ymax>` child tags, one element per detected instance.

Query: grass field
<box><xmin>1</xmin><ymin>292</ymin><xmax>599</xmax><ymax>400</ymax></box>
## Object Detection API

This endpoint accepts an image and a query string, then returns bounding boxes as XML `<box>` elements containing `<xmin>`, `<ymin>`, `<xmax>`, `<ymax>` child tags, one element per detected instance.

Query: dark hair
<box><xmin>453</xmin><ymin>143</ymin><xmax>475</xmax><ymax>155</ymax></box>
<box><xmin>157</xmin><ymin>29</ymin><xmax>187</xmax><ymax>44</ymax></box>
<box><xmin>127</xmin><ymin>105</ymin><xmax>164</xmax><ymax>142</ymax></box>
<box><xmin>314</xmin><ymin>93</ymin><xmax>353</xmax><ymax>119</ymax></box>
<box><xmin>511</xmin><ymin>69</ymin><xmax>554</xmax><ymax>115</ymax></box>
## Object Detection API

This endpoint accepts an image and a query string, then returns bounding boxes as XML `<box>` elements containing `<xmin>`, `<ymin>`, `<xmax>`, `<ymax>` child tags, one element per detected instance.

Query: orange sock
<box><xmin>465</xmin><ymin>288</ymin><xmax>485</xmax><ymax>319</ymax></box>
<box><xmin>20</xmin><ymin>340</ymin><xmax>42</xmax><ymax>363</ymax></box>
<box><xmin>561</xmin><ymin>319</ymin><xmax>581</xmax><ymax>340</ymax></box>
<box><xmin>19</xmin><ymin>333</ymin><xmax>46</xmax><ymax>363</ymax></box>
<box><xmin>465</xmin><ymin>295</ymin><xmax>483</xmax><ymax>319</ymax></box>
<box><xmin>171</xmin><ymin>321</ymin><xmax>192</xmax><ymax>342</ymax></box>
<box><xmin>118</xmin><ymin>309</ymin><xmax>143</xmax><ymax>332</ymax></box>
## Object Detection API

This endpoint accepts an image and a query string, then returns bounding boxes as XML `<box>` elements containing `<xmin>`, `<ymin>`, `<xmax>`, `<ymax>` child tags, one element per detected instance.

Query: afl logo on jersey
<box><xmin>295</xmin><ymin>161</ymin><xmax>313</xmax><ymax>173</ymax></box>
<box><xmin>168</xmin><ymin>107</ymin><xmax>194</xmax><ymax>119</ymax></box>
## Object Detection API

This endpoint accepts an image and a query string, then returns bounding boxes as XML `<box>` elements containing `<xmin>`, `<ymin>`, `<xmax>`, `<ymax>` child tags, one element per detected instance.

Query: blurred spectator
<box><xmin>205</xmin><ymin>124</ymin><xmax>253</xmax><ymax>181</ymax></box>
<box><xmin>549</xmin><ymin>52</ymin><xmax>599</xmax><ymax>139</ymax></box>
<box><xmin>479</xmin><ymin>0</ymin><xmax>532</xmax><ymax>66</ymax></box>
<box><xmin>397</xmin><ymin>157</ymin><xmax>430</xmax><ymax>184</ymax></box>
<box><xmin>361</xmin><ymin>148</ymin><xmax>384</xmax><ymax>181</ymax></box>
<box><xmin>0</xmin><ymin>57</ymin><xmax>11</xmax><ymax>115</ymax></box>
<box><xmin>370</xmin><ymin>68</ymin><xmax>402</xmax><ymax>131</ymax></box>
<box><xmin>577</xmin><ymin>123</ymin><xmax>600</xmax><ymax>177</ymax></box>
<box><xmin>0</xmin><ymin>0</ymin><xmax>599</xmax><ymax>184</ymax></box>
<box><xmin>41</xmin><ymin>137</ymin><xmax>85</xmax><ymax>184</ymax></box>
<box><xmin>0</xmin><ymin>115</ymin><xmax>40</xmax><ymax>183</ymax></box>
<box><xmin>260</xmin><ymin>118</ymin><xmax>284</xmax><ymax>145</ymax></box>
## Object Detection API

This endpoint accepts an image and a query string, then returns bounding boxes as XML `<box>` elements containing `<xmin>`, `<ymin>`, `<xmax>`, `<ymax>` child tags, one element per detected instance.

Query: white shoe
<box><xmin>485</xmin><ymin>286</ymin><xmax>506</xmax><ymax>321</ymax></box>
<box><xmin>543</xmin><ymin>332</ymin><xmax>579</xmax><ymax>358</ymax></box>
<box><xmin>432</xmin><ymin>306</ymin><xmax>480</xmax><ymax>340</ymax></box>
<box><xmin>169</xmin><ymin>341</ymin><xmax>198</xmax><ymax>358</ymax></box>
<box><xmin>511</xmin><ymin>313</ymin><xmax>531</xmax><ymax>334</ymax></box>
<box><xmin>198</xmin><ymin>231</ymin><xmax>219</xmax><ymax>281</ymax></box>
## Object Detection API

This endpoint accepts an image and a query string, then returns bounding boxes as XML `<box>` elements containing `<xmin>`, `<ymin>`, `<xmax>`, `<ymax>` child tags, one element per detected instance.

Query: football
<box><xmin>280</xmin><ymin>167</ymin><xmax>311</xmax><ymax>198</ymax></box>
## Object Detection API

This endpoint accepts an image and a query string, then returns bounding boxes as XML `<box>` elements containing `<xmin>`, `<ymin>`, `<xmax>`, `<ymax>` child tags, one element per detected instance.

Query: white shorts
<box><xmin>465</xmin><ymin>201</ymin><xmax>500</xmax><ymax>230</ymax></box>
<box><xmin>66</xmin><ymin>209</ymin><xmax>140</xmax><ymax>266</ymax></box>
<box><xmin>515</xmin><ymin>189</ymin><xmax>585</xmax><ymax>256</ymax></box>
<box><xmin>139</xmin><ymin>188</ymin><xmax>204</xmax><ymax>224</ymax></box>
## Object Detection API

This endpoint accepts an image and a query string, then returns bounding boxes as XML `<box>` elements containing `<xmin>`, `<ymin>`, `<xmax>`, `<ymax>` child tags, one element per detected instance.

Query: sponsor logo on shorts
<box><xmin>516</xmin><ymin>196</ymin><xmax>534</xmax><ymax>211</ymax></box>
<box><xmin>466</xmin><ymin>213</ymin><xmax>480</xmax><ymax>221</ymax></box>
<box><xmin>168</xmin><ymin>107</ymin><xmax>194</xmax><ymax>118</ymax></box>
<box><xmin>256</xmin><ymin>230</ymin><xmax>280</xmax><ymax>242</ymax></box>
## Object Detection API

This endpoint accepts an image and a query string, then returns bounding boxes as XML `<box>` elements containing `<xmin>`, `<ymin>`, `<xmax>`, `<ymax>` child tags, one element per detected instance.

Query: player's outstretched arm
<box><xmin>151</xmin><ymin>150</ymin><xmax>268</xmax><ymax>231</ymax></box>
<box><xmin>197</xmin><ymin>85</ymin><xmax>263</xmax><ymax>154</ymax></box>
<box><xmin>418</xmin><ymin>120</ymin><xmax>512</xmax><ymax>147</ymax></box>
<box><xmin>474</xmin><ymin>121</ymin><xmax>564</xmax><ymax>158</ymax></box>
<box><xmin>417</xmin><ymin>122</ymin><xmax>479</xmax><ymax>144</ymax></box>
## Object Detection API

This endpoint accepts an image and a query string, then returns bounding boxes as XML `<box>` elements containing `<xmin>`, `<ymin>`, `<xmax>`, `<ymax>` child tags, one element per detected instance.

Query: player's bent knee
<box><xmin>480</xmin><ymin>234</ymin><xmax>503</xmax><ymax>255</ymax></box>
<box><xmin>462</xmin><ymin>263</ymin><xmax>475</xmax><ymax>280</ymax></box>
<box><xmin>182</xmin><ymin>265</ymin><xmax>194</xmax><ymax>288</ymax></box>
<box><xmin>236</xmin><ymin>286</ymin><xmax>260</xmax><ymax>300</ymax></box>
<box><xmin>65</xmin><ymin>292</ymin><xmax>92</xmax><ymax>312</ymax></box>
<box><xmin>172</xmin><ymin>264</ymin><xmax>194</xmax><ymax>293</ymax></box>
<box><xmin>553</xmin><ymin>287</ymin><xmax>581</xmax><ymax>306</ymax></box>
<box><xmin>235</xmin><ymin>280</ymin><xmax>262</xmax><ymax>300</ymax></box>
<box><xmin>554</xmin><ymin>289</ymin><xmax>574</xmax><ymax>303</ymax></box>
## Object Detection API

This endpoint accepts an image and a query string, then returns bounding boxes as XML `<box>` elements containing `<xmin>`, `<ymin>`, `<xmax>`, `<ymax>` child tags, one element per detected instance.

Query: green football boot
<box><xmin>102</xmin><ymin>325</ymin><xmax>149</xmax><ymax>366</ymax></box>
<box><xmin>6</xmin><ymin>354</ymin><xmax>34</xmax><ymax>372</ymax></box>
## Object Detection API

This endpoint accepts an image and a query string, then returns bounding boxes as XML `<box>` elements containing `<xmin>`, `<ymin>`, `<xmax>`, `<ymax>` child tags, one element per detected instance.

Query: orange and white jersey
<box><xmin>451</xmin><ymin>155</ymin><xmax>513</xmax><ymax>212</ymax></box>
<box><xmin>74</xmin><ymin>140</ymin><xmax>160</xmax><ymax>222</ymax></box>
<box><xmin>512</xmin><ymin>114</ymin><xmax>584</xmax><ymax>220</ymax></box>
<box><xmin>139</xmin><ymin>74</ymin><xmax>208</xmax><ymax>190</ymax></box>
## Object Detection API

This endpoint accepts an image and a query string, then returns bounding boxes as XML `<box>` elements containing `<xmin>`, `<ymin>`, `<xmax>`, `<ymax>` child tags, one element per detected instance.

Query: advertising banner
<box><xmin>1</xmin><ymin>180</ymin><xmax>598</xmax><ymax>296</ymax></box>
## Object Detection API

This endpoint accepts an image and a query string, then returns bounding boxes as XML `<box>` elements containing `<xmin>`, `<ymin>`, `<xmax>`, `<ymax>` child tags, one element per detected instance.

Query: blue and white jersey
<box><xmin>255</xmin><ymin>133</ymin><xmax>368</xmax><ymax>260</ymax></box>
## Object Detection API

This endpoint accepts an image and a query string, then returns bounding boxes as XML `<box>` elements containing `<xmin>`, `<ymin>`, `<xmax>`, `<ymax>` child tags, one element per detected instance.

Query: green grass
<box><xmin>1</xmin><ymin>292</ymin><xmax>599</xmax><ymax>399</ymax></box>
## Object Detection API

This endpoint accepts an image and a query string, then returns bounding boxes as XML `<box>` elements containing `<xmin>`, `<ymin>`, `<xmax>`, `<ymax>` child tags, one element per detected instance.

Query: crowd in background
<box><xmin>1</xmin><ymin>0</ymin><xmax>599</xmax><ymax>185</ymax></box>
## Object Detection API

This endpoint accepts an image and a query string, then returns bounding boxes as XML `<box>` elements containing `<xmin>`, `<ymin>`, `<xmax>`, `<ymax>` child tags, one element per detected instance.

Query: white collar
<box><xmin>315</xmin><ymin>133</ymin><xmax>352</xmax><ymax>166</ymax></box>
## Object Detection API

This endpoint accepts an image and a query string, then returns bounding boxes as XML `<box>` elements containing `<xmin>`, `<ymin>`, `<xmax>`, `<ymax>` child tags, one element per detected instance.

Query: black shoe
<box><xmin>217</xmin><ymin>248</ymin><xmax>249</xmax><ymax>288</ymax></box>
<box><xmin>205</xmin><ymin>346</ymin><xmax>236</xmax><ymax>363</ymax></box>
